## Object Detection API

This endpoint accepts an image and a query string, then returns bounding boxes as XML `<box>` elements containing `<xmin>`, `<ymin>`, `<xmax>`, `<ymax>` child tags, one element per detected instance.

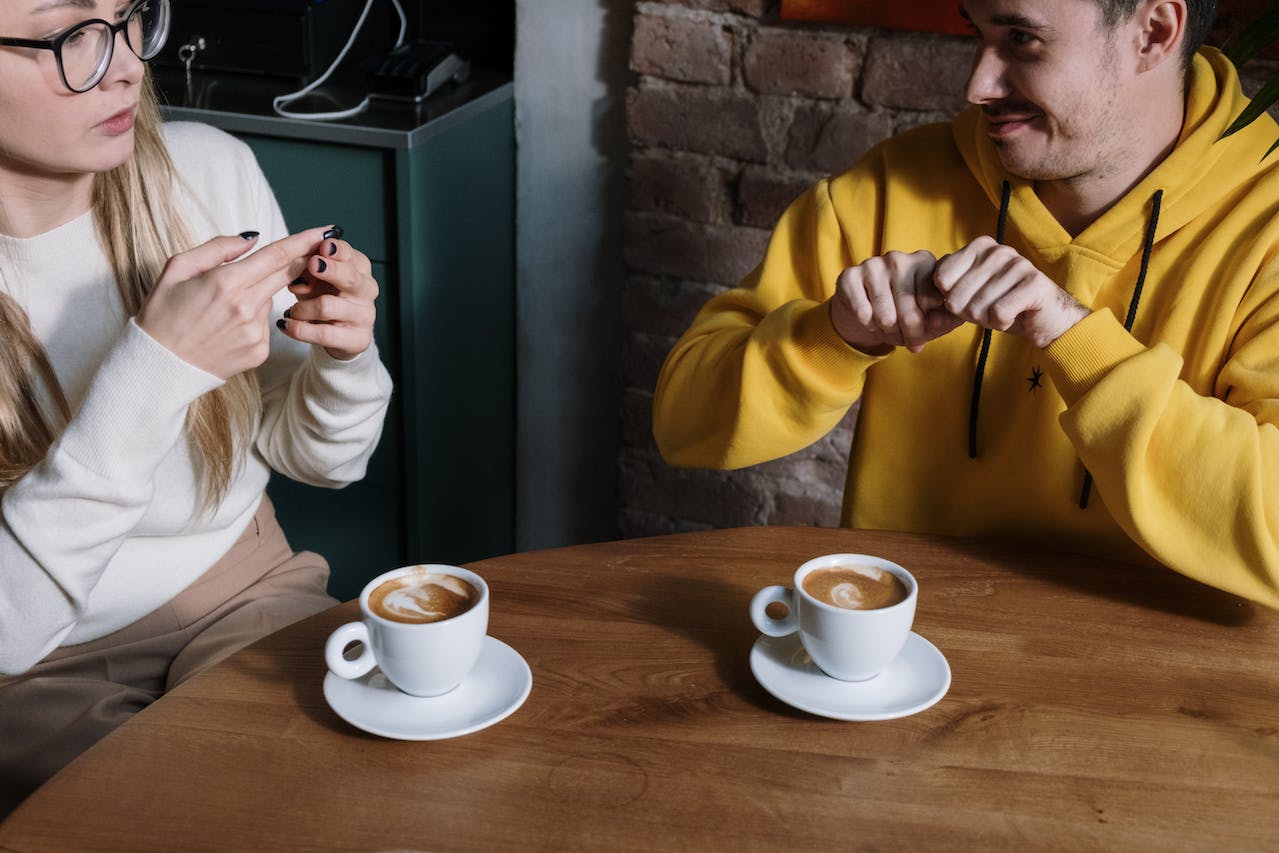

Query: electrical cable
<box><xmin>272</xmin><ymin>0</ymin><xmax>407</xmax><ymax>122</ymax></box>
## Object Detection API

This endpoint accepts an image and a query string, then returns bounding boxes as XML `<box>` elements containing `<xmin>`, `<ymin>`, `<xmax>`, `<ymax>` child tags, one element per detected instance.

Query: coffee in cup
<box><xmin>801</xmin><ymin>564</ymin><xmax>909</xmax><ymax>611</ymax></box>
<box><xmin>368</xmin><ymin>570</ymin><xmax>478</xmax><ymax>624</ymax></box>
<box><xmin>325</xmin><ymin>564</ymin><xmax>489</xmax><ymax>697</ymax></box>
<box><xmin>750</xmin><ymin>554</ymin><xmax>917</xmax><ymax>682</ymax></box>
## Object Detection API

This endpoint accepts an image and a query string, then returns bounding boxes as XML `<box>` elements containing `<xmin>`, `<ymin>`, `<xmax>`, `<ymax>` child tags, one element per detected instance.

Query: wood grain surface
<box><xmin>1</xmin><ymin>527</ymin><xmax>1275</xmax><ymax>852</ymax></box>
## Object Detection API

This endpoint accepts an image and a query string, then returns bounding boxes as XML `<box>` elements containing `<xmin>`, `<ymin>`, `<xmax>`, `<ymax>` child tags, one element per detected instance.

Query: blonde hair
<box><xmin>0</xmin><ymin>72</ymin><xmax>260</xmax><ymax>506</ymax></box>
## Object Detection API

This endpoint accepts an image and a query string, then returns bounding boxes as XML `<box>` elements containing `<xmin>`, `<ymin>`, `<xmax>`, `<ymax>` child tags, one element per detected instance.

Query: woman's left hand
<box><xmin>276</xmin><ymin>228</ymin><xmax>378</xmax><ymax>360</ymax></box>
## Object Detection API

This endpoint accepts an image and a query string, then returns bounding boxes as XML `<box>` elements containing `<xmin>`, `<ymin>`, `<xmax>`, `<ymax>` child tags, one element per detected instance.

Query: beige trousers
<box><xmin>0</xmin><ymin>495</ymin><xmax>336</xmax><ymax>820</ymax></box>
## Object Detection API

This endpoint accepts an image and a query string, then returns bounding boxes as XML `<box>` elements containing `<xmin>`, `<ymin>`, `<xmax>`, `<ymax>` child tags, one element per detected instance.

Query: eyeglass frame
<box><xmin>0</xmin><ymin>0</ymin><xmax>170</xmax><ymax>94</ymax></box>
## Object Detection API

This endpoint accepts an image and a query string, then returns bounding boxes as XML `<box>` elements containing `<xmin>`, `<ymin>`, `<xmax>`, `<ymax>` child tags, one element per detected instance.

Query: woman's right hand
<box><xmin>136</xmin><ymin>228</ymin><xmax>328</xmax><ymax>379</ymax></box>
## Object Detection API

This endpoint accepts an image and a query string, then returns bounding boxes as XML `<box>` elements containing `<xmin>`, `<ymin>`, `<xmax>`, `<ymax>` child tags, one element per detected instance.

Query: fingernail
<box><xmin>291</xmin><ymin>276</ymin><xmax>306</xmax><ymax>286</ymax></box>
<box><xmin>276</xmin><ymin>318</ymin><xmax>286</xmax><ymax>330</ymax></box>
<box><xmin>283</xmin><ymin>308</ymin><xmax>292</xmax><ymax>319</ymax></box>
<box><xmin>327</xmin><ymin>242</ymin><xmax>338</xmax><ymax>256</ymax></box>
<box><xmin>239</xmin><ymin>231</ymin><xmax>260</xmax><ymax>240</ymax></box>
<box><xmin>316</xmin><ymin>258</ymin><xmax>327</xmax><ymax>273</ymax></box>
<box><xmin>322</xmin><ymin>226</ymin><xmax>344</xmax><ymax>240</ymax></box>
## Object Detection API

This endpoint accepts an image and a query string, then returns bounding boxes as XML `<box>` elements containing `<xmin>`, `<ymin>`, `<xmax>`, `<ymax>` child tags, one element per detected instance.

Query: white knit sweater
<box><xmin>0</xmin><ymin>122</ymin><xmax>393</xmax><ymax>673</ymax></box>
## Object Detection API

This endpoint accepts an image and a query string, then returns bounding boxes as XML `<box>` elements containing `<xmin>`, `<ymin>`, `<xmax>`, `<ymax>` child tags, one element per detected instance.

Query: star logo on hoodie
<box><xmin>1026</xmin><ymin>365</ymin><xmax>1044</xmax><ymax>393</ymax></box>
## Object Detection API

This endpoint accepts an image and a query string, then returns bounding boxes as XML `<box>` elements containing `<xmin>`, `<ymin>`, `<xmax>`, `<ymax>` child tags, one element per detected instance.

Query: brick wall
<box><xmin>618</xmin><ymin>1</ymin><xmax>972</xmax><ymax>537</ymax></box>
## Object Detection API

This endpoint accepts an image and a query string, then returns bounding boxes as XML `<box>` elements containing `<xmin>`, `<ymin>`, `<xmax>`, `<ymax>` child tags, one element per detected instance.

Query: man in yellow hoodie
<box><xmin>654</xmin><ymin>0</ymin><xmax>1279</xmax><ymax>609</ymax></box>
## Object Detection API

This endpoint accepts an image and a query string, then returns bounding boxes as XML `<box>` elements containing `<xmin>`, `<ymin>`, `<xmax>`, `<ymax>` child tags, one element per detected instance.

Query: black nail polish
<box><xmin>327</xmin><ymin>242</ymin><xmax>338</xmax><ymax>256</ymax></box>
<box><xmin>283</xmin><ymin>308</ymin><xmax>292</xmax><ymax>319</ymax></box>
<box><xmin>322</xmin><ymin>226</ymin><xmax>344</xmax><ymax>240</ymax></box>
<box><xmin>276</xmin><ymin>318</ymin><xmax>286</xmax><ymax>330</ymax></box>
<box><xmin>239</xmin><ymin>231</ymin><xmax>260</xmax><ymax>240</ymax></box>
<box><xmin>316</xmin><ymin>258</ymin><xmax>327</xmax><ymax>273</ymax></box>
<box><xmin>291</xmin><ymin>276</ymin><xmax>307</xmax><ymax>286</ymax></box>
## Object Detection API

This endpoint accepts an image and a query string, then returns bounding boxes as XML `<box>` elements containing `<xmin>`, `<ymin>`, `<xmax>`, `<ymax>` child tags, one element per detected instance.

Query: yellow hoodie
<box><xmin>654</xmin><ymin>49</ymin><xmax>1279</xmax><ymax>609</ymax></box>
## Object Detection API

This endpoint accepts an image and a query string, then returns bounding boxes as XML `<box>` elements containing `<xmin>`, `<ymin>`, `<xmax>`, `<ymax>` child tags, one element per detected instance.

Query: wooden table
<box><xmin>1</xmin><ymin>527</ymin><xmax>1276</xmax><ymax>851</ymax></box>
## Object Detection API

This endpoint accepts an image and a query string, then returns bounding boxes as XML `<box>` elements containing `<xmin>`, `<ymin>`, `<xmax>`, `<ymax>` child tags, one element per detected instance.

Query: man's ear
<box><xmin>1134</xmin><ymin>0</ymin><xmax>1187</xmax><ymax>72</ymax></box>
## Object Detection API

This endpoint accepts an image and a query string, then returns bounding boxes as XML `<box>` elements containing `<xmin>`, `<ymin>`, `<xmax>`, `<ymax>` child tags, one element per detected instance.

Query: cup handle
<box><xmin>325</xmin><ymin>621</ymin><xmax>375</xmax><ymax>680</ymax></box>
<box><xmin>750</xmin><ymin>585</ymin><xmax>799</xmax><ymax>637</ymax></box>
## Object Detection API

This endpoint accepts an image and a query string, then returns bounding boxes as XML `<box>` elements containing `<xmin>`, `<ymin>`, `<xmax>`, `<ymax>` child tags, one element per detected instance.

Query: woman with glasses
<box><xmin>0</xmin><ymin>0</ymin><xmax>392</xmax><ymax>815</ymax></box>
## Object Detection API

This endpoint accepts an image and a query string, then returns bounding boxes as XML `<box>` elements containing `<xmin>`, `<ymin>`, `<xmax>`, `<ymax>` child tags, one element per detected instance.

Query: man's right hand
<box><xmin>828</xmin><ymin>250</ymin><xmax>962</xmax><ymax>354</ymax></box>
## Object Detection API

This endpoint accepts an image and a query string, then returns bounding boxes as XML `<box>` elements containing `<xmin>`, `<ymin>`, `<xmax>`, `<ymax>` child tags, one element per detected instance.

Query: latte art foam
<box><xmin>829</xmin><ymin>581</ymin><xmax>870</xmax><ymax>609</ymax></box>
<box><xmin>368</xmin><ymin>571</ymin><xmax>478</xmax><ymax>624</ymax></box>
<box><xmin>802</xmin><ymin>564</ymin><xmax>909</xmax><ymax>611</ymax></box>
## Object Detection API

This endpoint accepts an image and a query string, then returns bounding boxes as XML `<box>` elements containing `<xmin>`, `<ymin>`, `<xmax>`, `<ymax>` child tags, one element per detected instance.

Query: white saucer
<box><xmin>323</xmin><ymin>636</ymin><xmax>532</xmax><ymax>740</ymax></box>
<box><xmin>750</xmin><ymin>631</ymin><xmax>950</xmax><ymax>721</ymax></box>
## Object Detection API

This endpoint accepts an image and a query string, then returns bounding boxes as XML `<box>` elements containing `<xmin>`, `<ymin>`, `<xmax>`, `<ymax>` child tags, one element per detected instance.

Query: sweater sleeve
<box><xmin>0</xmin><ymin>322</ymin><xmax>222</xmax><ymax>674</ymax></box>
<box><xmin>244</xmin><ymin>149</ymin><xmax>393</xmax><ymax>487</ymax></box>
<box><xmin>255</xmin><ymin>341</ymin><xmax>393</xmax><ymax>487</ymax></box>
<box><xmin>1044</xmin><ymin>305</ymin><xmax>1279</xmax><ymax>607</ymax></box>
<box><xmin>653</xmin><ymin>179</ymin><xmax>880</xmax><ymax>469</ymax></box>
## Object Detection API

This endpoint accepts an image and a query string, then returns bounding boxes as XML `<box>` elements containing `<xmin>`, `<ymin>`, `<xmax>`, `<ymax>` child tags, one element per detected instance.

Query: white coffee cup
<box><xmin>325</xmin><ymin>565</ymin><xmax>489</xmax><ymax>697</ymax></box>
<box><xmin>749</xmin><ymin>553</ymin><xmax>917</xmax><ymax>682</ymax></box>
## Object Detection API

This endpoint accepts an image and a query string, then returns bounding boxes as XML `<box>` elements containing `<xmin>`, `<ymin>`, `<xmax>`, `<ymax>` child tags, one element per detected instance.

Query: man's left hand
<box><xmin>933</xmin><ymin>236</ymin><xmax>1089</xmax><ymax>349</ymax></box>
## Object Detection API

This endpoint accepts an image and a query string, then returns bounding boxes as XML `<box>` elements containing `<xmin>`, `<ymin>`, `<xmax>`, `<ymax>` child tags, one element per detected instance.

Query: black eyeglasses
<box><xmin>0</xmin><ymin>0</ymin><xmax>170</xmax><ymax>94</ymax></box>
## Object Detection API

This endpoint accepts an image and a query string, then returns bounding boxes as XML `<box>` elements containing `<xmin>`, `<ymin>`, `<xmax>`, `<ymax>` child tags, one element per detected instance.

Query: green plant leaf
<box><xmin>1224</xmin><ymin>0</ymin><xmax>1279</xmax><ymax>67</ymax></box>
<box><xmin>1221</xmin><ymin>72</ymin><xmax>1279</xmax><ymax>139</ymax></box>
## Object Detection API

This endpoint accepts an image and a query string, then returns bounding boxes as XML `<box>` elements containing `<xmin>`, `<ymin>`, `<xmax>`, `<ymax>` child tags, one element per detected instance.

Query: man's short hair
<box><xmin>1096</xmin><ymin>0</ymin><xmax>1219</xmax><ymax>72</ymax></box>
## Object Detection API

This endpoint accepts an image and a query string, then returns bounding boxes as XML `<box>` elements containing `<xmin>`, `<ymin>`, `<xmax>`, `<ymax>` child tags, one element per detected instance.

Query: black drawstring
<box><xmin>1125</xmin><ymin>190</ymin><xmax>1162</xmax><ymax>331</ymax></box>
<box><xmin>1079</xmin><ymin>189</ymin><xmax>1163</xmax><ymax>508</ymax></box>
<box><xmin>968</xmin><ymin>180</ymin><xmax>1011</xmax><ymax>459</ymax></box>
<box><xmin>965</xmin><ymin>183</ymin><xmax>1163</xmax><ymax>509</ymax></box>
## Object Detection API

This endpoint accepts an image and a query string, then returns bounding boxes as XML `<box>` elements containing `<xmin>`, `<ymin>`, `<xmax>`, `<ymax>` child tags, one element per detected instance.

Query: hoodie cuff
<box><xmin>789</xmin><ymin>300</ymin><xmax>887</xmax><ymax>390</ymax></box>
<box><xmin>1043</xmin><ymin>309</ymin><xmax>1146</xmax><ymax>406</ymax></box>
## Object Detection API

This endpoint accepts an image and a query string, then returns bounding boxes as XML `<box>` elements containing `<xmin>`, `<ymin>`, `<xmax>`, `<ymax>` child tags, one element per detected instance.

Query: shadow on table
<box><xmin>287</xmin><ymin>619</ymin><xmax>393</xmax><ymax>740</ymax></box>
<box><xmin>939</xmin><ymin>537</ymin><xmax>1261</xmax><ymax>628</ymax></box>
<box><xmin>206</xmin><ymin>604</ymin><xmax>386</xmax><ymax>739</ymax></box>
<box><xmin>629</xmin><ymin>572</ymin><xmax>813</xmax><ymax>720</ymax></box>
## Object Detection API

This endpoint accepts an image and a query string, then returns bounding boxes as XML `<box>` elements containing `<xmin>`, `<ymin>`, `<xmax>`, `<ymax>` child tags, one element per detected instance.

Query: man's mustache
<box><xmin>982</xmin><ymin>101</ymin><xmax>1040</xmax><ymax>120</ymax></box>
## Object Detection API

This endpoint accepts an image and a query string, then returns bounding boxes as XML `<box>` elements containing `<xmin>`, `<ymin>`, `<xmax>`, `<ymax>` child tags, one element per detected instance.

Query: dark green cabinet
<box><xmin>181</xmin><ymin>90</ymin><xmax>516</xmax><ymax>601</ymax></box>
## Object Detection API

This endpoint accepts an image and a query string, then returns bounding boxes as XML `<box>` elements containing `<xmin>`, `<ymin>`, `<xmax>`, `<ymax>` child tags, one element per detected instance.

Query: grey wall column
<box><xmin>513</xmin><ymin>1</ymin><xmax>631</xmax><ymax>550</ymax></box>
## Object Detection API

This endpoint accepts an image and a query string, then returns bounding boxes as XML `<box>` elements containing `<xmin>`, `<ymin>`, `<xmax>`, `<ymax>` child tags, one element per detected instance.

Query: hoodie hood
<box><xmin>952</xmin><ymin>47</ymin><xmax>1278</xmax><ymax>265</ymax></box>
<box><xmin>951</xmin><ymin>48</ymin><xmax>1274</xmax><ymax>507</ymax></box>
